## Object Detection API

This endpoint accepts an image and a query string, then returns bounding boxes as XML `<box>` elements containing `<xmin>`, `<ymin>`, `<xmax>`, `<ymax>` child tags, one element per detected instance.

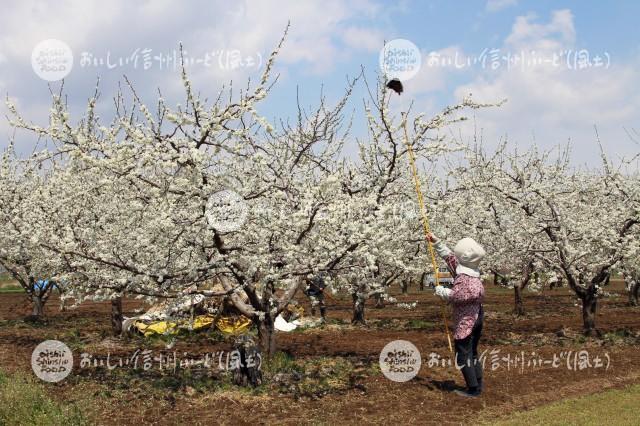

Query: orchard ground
<box><xmin>1</xmin><ymin>279</ymin><xmax>639</xmax><ymax>425</ymax></box>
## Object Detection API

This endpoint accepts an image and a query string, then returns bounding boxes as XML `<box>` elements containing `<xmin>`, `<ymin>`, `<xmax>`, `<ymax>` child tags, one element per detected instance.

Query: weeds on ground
<box><xmin>0</xmin><ymin>370</ymin><xmax>88</xmax><ymax>425</ymax></box>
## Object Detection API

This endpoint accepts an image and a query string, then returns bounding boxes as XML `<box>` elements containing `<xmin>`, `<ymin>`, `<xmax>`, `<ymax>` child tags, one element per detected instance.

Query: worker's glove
<box><xmin>427</xmin><ymin>233</ymin><xmax>453</xmax><ymax>259</ymax></box>
<box><xmin>434</xmin><ymin>285</ymin><xmax>452</xmax><ymax>302</ymax></box>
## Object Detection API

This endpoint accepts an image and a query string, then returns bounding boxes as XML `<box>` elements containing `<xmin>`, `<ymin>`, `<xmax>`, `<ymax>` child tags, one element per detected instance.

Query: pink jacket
<box><xmin>434</xmin><ymin>240</ymin><xmax>485</xmax><ymax>340</ymax></box>
<box><xmin>444</xmin><ymin>253</ymin><xmax>484</xmax><ymax>340</ymax></box>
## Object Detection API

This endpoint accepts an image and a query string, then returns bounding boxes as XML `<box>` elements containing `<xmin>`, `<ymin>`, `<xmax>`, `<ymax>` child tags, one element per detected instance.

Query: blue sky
<box><xmin>1</xmin><ymin>0</ymin><xmax>638</xmax><ymax>164</ymax></box>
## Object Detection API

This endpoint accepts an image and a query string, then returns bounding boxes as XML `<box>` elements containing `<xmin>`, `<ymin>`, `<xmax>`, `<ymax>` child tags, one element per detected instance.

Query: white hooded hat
<box><xmin>453</xmin><ymin>237</ymin><xmax>486</xmax><ymax>270</ymax></box>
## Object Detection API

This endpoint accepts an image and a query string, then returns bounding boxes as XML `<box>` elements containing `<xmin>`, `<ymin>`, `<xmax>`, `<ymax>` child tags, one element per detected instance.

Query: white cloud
<box><xmin>485</xmin><ymin>0</ymin><xmax>518</xmax><ymax>13</ymax></box>
<box><xmin>0</xmin><ymin>1</ymin><xmax>122</xmax><ymax>60</ymax></box>
<box><xmin>342</xmin><ymin>27</ymin><xmax>384</xmax><ymax>52</ymax></box>
<box><xmin>0</xmin><ymin>0</ymin><xmax>387</xmax><ymax>149</ymax></box>
<box><xmin>411</xmin><ymin>46</ymin><xmax>468</xmax><ymax>94</ymax></box>
<box><xmin>447</xmin><ymin>9</ymin><xmax>640</xmax><ymax>163</ymax></box>
<box><xmin>505</xmin><ymin>9</ymin><xmax>575</xmax><ymax>48</ymax></box>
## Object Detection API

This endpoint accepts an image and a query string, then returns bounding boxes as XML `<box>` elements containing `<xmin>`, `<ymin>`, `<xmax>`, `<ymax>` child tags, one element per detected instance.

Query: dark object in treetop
<box><xmin>386</xmin><ymin>78</ymin><xmax>403</xmax><ymax>95</ymax></box>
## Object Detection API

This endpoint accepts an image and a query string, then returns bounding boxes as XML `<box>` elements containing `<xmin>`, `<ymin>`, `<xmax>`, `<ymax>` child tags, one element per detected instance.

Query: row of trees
<box><xmin>0</xmin><ymin>36</ymin><xmax>637</xmax><ymax>354</ymax></box>
<box><xmin>440</xmin><ymin>142</ymin><xmax>639</xmax><ymax>333</ymax></box>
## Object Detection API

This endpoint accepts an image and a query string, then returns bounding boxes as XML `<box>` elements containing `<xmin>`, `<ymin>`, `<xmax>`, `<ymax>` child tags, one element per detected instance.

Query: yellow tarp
<box><xmin>215</xmin><ymin>315</ymin><xmax>252</xmax><ymax>334</ymax></box>
<box><xmin>133</xmin><ymin>314</ymin><xmax>251</xmax><ymax>337</ymax></box>
<box><xmin>288</xmin><ymin>305</ymin><xmax>305</xmax><ymax>318</ymax></box>
<box><xmin>134</xmin><ymin>320</ymin><xmax>178</xmax><ymax>336</ymax></box>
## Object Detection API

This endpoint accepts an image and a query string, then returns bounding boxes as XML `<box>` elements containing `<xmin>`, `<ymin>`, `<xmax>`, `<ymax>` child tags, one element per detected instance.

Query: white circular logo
<box><xmin>31</xmin><ymin>39</ymin><xmax>74</xmax><ymax>81</ymax></box>
<box><xmin>379</xmin><ymin>339</ymin><xmax>421</xmax><ymax>382</ymax></box>
<box><xmin>379</xmin><ymin>39</ymin><xmax>422</xmax><ymax>81</ymax></box>
<box><xmin>31</xmin><ymin>340</ymin><xmax>73</xmax><ymax>382</ymax></box>
<box><xmin>205</xmin><ymin>190</ymin><xmax>248</xmax><ymax>233</ymax></box>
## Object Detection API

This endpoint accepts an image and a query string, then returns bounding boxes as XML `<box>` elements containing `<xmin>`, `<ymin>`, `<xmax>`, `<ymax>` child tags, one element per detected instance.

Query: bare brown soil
<box><xmin>1</xmin><ymin>280</ymin><xmax>639</xmax><ymax>425</ymax></box>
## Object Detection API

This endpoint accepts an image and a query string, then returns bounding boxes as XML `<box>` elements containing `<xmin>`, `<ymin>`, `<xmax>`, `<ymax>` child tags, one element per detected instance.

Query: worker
<box><xmin>428</xmin><ymin>233</ymin><xmax>486</xmax><ymax>398</ymax></box>
<box><xmin>304</xmin><ymin>273</ymin><xmax>327</xmax><ymax>323</ymax></box>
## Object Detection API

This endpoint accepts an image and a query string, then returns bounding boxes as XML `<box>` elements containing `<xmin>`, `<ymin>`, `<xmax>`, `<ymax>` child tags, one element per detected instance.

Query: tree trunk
<box><xmin>514</xmin><ymin>285</ymin><xmax>525</xmax><ymax>316</ymax></box>
<box><xmin>400</xmin><ymin>279</ymin><xmax>408</xmax><ymax>294</ymax></box>
<box><xmin>257</xmin><ymin>317</ymin><xmax>276</xmax><ymax>357</ymax></box>
<box><xmin>111</xmin><ymin>297</ymin><xmax>123</xmax><ymax>336</ymax></box>
<box><xmin>580</xmin><ymin>268</ymin><xmax>610</xmax><ymax>336</ymax></box>
<box><xmin>513</xmin><ymin>262</ymin><xmax>533</xmax><ymax>316</ymax></box>
<box><xmin>351</xmin><ymin>293</ymin><xmax>366</xmax><ymax>325</ymax></box>
<box><xmin>628</xmin><ymin>281</ymin><xmax>639</xmax><ymax>307</ymax></box>
<box><xmin>419</xmin><ymin>272</ymin><xmax>426</xmax><ymax>291</ymax></box>
<box><xmin>493</xmin><ymin>271</ymin><xmax>499</xmax><ymax>286</ymax></box>
<box><xmin>581</xmin><ymin>291</ymin><xmax>599</xmax><ymax>336</ymax></box>
<box><xmin>374</xmin><ymin>293</ymin><xmax>385</xmax><ymax>309</ymax></box>
<box><xmin>31</xmin><ymin>295</ymin><xmax>45</xmax><ymax>317</ymax></box>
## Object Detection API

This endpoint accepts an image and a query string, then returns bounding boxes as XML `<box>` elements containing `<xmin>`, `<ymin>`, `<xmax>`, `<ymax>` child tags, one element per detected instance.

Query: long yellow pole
<box><xmin>401</xmin><ymin>114</ymin><xmax>453</xmax><ymax>353</ymax></box>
